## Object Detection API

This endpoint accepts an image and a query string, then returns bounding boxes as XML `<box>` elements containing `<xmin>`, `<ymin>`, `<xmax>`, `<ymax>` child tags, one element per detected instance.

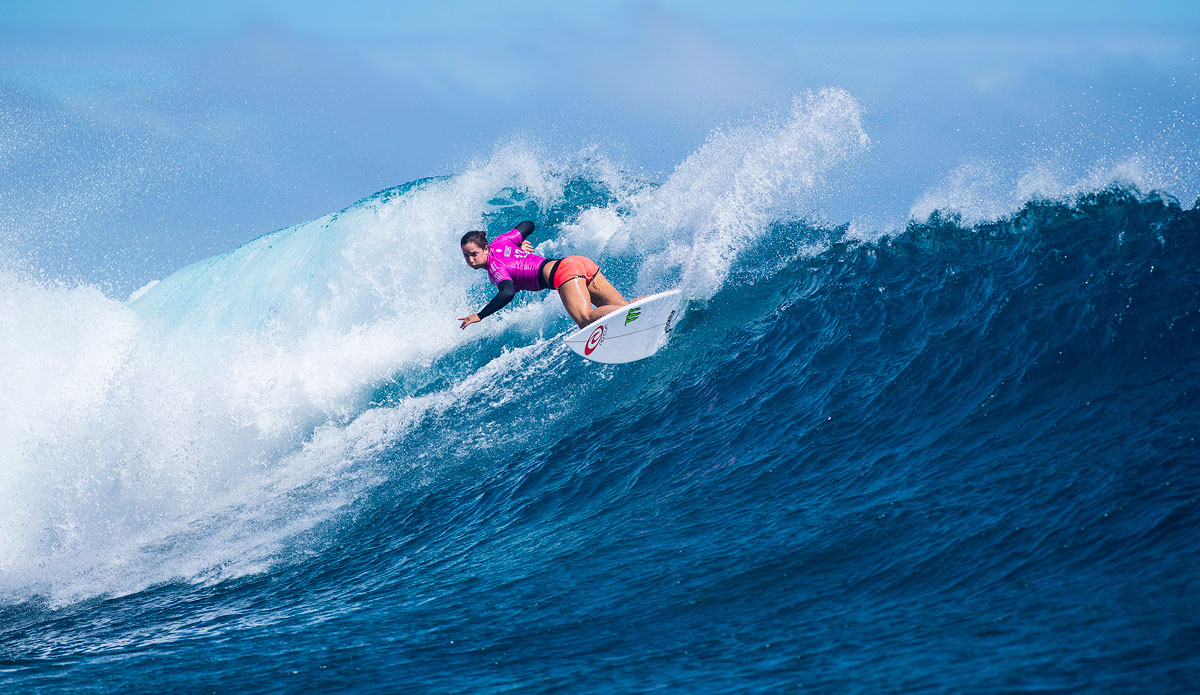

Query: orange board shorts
<box><xmin>552</xmin><ymin>255</ymin><xmax>600</xmax><ymax>289</ymax></box>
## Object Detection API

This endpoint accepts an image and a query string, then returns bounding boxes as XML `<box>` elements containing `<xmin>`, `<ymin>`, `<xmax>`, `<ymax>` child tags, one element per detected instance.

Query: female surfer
<box><xmin>458</xmin><ymin>220</ymin><xmax>628</xmax><ymax>330</ymax></box>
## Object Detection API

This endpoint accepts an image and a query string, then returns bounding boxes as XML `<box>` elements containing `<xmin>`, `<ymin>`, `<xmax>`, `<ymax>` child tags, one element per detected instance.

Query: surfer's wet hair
<box><xmin>460</xmin><ymin>231</ymin><xmax>488</xmax><ymax>248</ymax></box>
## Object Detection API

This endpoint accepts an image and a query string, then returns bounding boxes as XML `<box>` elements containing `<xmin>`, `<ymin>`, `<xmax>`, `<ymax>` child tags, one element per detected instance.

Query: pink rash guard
<box><xmin>487</xmin><ymin>228</ymin><xmax>548</xmax><ymax>292</ymax></box>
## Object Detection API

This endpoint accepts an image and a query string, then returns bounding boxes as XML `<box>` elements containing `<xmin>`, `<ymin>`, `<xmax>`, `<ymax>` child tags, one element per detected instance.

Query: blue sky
<box><xmin>2</xmin><ymin>1</ymin><xmax>1198</xmax><ymax>292</ymax></box>
<box><xmin>4</xmin><ymin>1</ymin><xmax>1199</xmax><ymax>32</ymax></box>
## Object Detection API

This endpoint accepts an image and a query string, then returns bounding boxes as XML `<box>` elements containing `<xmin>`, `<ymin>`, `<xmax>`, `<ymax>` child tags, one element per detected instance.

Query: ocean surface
<box><xmin>2</xmin><ymin>91</ymin><xmax>1198</xmax><ymax>693</ymax></box>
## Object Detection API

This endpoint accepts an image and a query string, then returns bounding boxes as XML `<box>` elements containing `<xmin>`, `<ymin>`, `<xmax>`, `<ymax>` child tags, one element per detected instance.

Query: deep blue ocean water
<box><xmin>2</xmin><ymin>101</ymin><xmax>1198</xmax><ymax>692</ymax></box>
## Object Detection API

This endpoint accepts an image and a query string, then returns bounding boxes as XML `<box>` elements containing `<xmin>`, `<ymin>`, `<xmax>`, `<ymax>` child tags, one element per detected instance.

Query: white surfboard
<box><xmin>564</xmin><ymin>290</ymin><xmax>684</xmax><ymax>364</ymax></box>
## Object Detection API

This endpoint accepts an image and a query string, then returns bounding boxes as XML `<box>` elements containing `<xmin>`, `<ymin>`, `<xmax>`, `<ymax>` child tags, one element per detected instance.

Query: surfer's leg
<box><xmin>558</xmin><ymin>278</ymin><xmax>593</xmax><ymax>328</ymax></box>
<box><xmin>558</xmin><ymin>277</ymin><xmax>624</xmax><ymax>328</ymax></box>
<box><xmin>587</xmin><ymin>271</ymin><xmax>627</xmax><ymax>308</ymax></box>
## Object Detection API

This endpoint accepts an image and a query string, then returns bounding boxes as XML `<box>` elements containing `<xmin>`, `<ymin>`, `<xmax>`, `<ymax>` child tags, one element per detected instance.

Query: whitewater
<box><xmin>2</xmin><ymin>88</ymin><xmax>1197</xmax><ymax>693</ymax></box>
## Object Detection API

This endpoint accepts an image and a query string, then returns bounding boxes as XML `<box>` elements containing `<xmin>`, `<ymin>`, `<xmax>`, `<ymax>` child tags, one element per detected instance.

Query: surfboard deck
<box><xmin>563</xmin><ymin>290</ymin><xmax>683</xmax><ymax>364</ymax></box>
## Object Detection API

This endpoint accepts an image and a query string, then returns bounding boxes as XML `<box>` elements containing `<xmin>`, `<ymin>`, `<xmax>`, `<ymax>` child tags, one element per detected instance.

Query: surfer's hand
<box><xmin>520</xmin><ymin>240</ymin><xmax>534</xmax><ymax>253</ymax></box>
<box><xmin>458</xmin><ymin>314</ymin><xmax>481</xmax><ymax>329</ymax></box>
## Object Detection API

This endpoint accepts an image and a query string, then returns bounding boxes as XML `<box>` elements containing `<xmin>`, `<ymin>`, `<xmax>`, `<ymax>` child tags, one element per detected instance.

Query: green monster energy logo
<box><xmin>625</xmin><ymin>307</ymin><xmax>642</xmax><ymax>325</ymax></box>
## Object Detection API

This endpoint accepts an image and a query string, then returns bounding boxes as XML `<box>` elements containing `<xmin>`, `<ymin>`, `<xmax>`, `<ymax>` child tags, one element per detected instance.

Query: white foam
<box><xmin>607</xmin><ymin>88</ymin><xmax>869</xmax><ymax>298</ymax></box>
<box><xmin>910</xmin><ymin>155</ymin><xmax>1168</xmax><ymax>226</ymax></box>
<box><xmin>0</xmin><ymin>144</ymin><xmax>583</xmax><ymax>607</ymax></box>
<box><xmin>0</xmin><ymin>96</ymin><xmax>871</xmax><ymax>606</ymax></box>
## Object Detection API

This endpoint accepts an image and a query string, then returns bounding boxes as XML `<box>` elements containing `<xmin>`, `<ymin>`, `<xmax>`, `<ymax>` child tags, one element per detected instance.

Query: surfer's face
<box><xmin>461</xmin><ymin>242</ymin><xmax>488</xmax><ymax>270</ymax></box>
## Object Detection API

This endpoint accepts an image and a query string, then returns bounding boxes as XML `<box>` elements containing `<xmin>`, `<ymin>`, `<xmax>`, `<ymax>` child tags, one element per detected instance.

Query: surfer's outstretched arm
<box><xmin>459</xmin><ymin>280</ymin><xmax>515</xmax><ymax>329</ymax></box>
<box><xmin>477</xmin><ymin>280</ymin><xmax>516</xmax><ymax>318</ymax></box>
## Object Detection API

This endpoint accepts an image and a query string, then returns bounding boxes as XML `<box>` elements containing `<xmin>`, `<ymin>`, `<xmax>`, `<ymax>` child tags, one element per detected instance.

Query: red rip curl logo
<box><xmin>584</xmin><ymin>325</ymin><xmax>606</xmax><ymax>355</ymax></box>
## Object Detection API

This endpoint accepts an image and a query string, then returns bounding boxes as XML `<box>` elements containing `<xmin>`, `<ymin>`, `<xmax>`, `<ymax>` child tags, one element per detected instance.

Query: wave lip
<box><xmin>597</xmin><ymin>88</ymin><xmax>870</xmax><ymax>298</ymax></box>
<box><xmin>909</xmin><ymin>156</ymin><xmax>1185</xmax><ymax>226</ymax></box>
